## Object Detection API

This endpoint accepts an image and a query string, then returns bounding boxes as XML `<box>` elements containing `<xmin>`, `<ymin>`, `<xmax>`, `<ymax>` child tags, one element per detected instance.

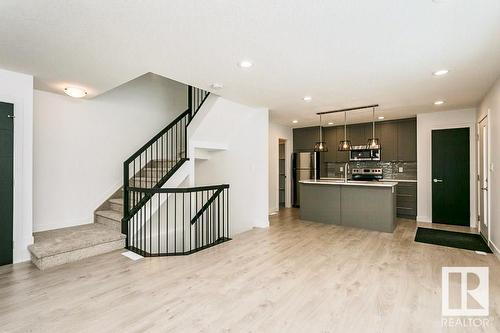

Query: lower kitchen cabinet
<box><xmin>396</xmin><ymin>183</ymin><xmax>417</xmax><ymax>219</ymax></box>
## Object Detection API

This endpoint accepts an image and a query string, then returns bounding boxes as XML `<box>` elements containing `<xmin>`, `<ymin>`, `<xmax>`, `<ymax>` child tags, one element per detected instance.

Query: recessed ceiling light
<box><xmin>292</xmin><ymin>120</ymin><xmax>298</xmax><ymax>124</ymax></box>
<box><xmin>434</xmin><ymin>100</ymin><xmax>445</xmax><ymax>105</ymax></box>
<box><xmin>433</xmin><ymin>69</ymin><xmax>449</xmax><ymax>76</ymax></box>
<box><xmin>378</xmin><ymin>116</ymin><xmax>385</xmax><ymax>120</ymax></box>
<box><xmin>303</xmin><ymin>96</ymin><xmax>312</xmax><ymax>101</ymax></box>
<box><xmin>64</xmin><ymin>87</ymin><xmax>87</xmax><ymax>98</ymax></box>
<box><xmin>238</xmin><ymin>60</ymin><xmax>253</xmax><ymax>68</ymax></box>
<box><xmin>328</xmin><ymin>122</ymin><xmax>333</xmax><ymax>125</ymax></box>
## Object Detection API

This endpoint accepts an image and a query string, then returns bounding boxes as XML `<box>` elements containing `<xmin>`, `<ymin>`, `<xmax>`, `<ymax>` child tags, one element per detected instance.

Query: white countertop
<box><xmin>300</xmin><ymin>179</ymin><xmax>398</xmax><ymax>187</ymax></box>
<box><xmin>379</xmin><ymin>179</ymin><xmax>417</xmax><ymax>183</ymax></box>
<box><xmin>321</xmin><ymin>177</ymin><xmax>417</xmax><ymax>183</ymax></box>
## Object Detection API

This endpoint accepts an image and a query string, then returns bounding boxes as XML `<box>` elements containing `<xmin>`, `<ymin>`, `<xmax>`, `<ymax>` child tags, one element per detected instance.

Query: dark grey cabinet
<box><xmin>376</xmin><ymin>121</ymin><xmax>397</xmax><ymax>161</ymax></box>
<box><xmin>321</xmin><ymin>126</ymin><xmax>337</xmax><ymax>162</ymax></box>
<box><xmin>349</xmin><ymin>123</ymin><xmax>370</xmax><ymax>146</ymax></box>
<box><xmin>397</xmin><ymin>119</ymin><xmax>417</xmax><ymax>161</ymax></box>
<box><xmin>396</xmin><ymin>183</ymin><xmax>417</xmax><ymax>219</ymax></box>
<box><xmin>293</xmin><ymin>126</ymin><xmax>319</xmax><ymax>152</ymax></box>
<box><xmin>293</xmin><ymin>118</ymin><xmax>416</xmax><ymax>162</ymax></box>
<box><xmin>336</xmin><ymin>126</ymin><xmax>349</xmax><ymax>162</ymax></box>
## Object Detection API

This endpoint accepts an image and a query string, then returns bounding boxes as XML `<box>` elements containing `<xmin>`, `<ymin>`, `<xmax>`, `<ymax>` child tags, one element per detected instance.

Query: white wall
<box><xmin>0</xmin><ymin>68</ymin><xmax>34</xmax><ymax>263</ymax></box>
<box><xmin>34</xmin><ymin>73</ymin><xmax>186</xmax><ymax>232</ymax></box>
<box><xmin>416</xmin><ymin>108</ymin><xmax>477</xmax><ymax>226</ymax></box>
<box><xmin>268</xmin><ymin>121</ymin><xmax>293</xmax><ymax>214</ymax></box>
<box><xmin>477</xmin><ymin>77</ymin><xmax>500</xmax><ymax>254</ymax></box>
<box><xmin>192</xmin><ymin>96</ymin><xmax>269</xmax><ymax>235</ymax></box>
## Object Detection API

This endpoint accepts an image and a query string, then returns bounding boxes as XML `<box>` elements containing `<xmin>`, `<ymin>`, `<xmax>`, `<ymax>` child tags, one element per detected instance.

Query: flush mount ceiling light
<box><xmin>64</xmin><ymin>87</ymin><xmax>87</xmax><ymax>98</ymax></box>
<box><xmin>313</xmin><ymin>114</ymin><xmax>328</xmax><ymax>152</ymax></box>
<box><xmin>328</xmin><ymin>122</ymin><xmax>333</xmax><ymax>125</ymax></box>
<box><xmin>303</xmin><ymin>96</ymin><xmax>312</xmax><ymax>101</ymax></box>
<box><xmin>433</xmin><ymin>69</ymin><xmax>449</xmax><ymax>76</ymax></box>
<box><xmin>211</xmin><ymin>83</ymin><xmax>223</xmax><ymax>90</ymax></box>
<box><xmin>292</xmin><ymin>120</ymin><xmax>298</xmax><ymax>124</ymax></box>
<box><xmin>238</xmin><ymin>60</ymin><xmax>253</xmax><ymax>68</ymax></box>
<box><xmin>434</xmin><ymin>100</ymin><xmax>445</xmax><ymax>105</ymax></box>
<box><xmin>378</xmin><ymin>116</ymin><xmax>385</xmax><ymax>120</ymax></box>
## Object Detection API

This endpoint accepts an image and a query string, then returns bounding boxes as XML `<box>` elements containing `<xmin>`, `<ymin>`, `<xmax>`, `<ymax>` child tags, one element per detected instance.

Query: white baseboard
<box><xmin>416</xmin><ymin>216</ymin><xmax>432</xmax><ymax>223</ymax></box>
<box><xmin>489</xmin><ymin>240</ymin><xmax>500</xmax><ymax>262</ymax></box>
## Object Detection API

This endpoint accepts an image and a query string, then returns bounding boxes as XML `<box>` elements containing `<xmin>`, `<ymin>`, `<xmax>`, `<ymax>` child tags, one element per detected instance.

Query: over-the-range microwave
<box><xmin>349</xmin><ymin>146</ymin><xmax>381</xmax><ymax>161</ymax></box>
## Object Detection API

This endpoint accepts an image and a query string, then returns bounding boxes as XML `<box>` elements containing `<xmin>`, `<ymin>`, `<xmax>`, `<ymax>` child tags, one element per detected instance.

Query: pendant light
<box><xmin>338</xmin><ymin>111</ymin><xmax>351</xmax><ymax>151</ymax></box>
<box><xmin>367</xmin><ymin>106</ymin><xmax>381</xmax><ymax>149</ymax></box>
<box><xmin>313</xmin><ymin>114</ymin><xmax>328</xmax><ymax>152</ymax></box>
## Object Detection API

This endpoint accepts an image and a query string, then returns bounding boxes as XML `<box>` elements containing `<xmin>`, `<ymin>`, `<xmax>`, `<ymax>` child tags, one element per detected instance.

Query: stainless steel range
<box><xmin>351</xmin><ymin>168</ymin><xmax>383</xmax><ymax>181</ymax></box>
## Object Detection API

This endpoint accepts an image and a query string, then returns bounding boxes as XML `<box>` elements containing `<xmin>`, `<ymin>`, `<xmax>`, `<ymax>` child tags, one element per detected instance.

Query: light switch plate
<box><xmin>340</xmin><ymin>166</ymin><xmax>344</xmax><ymax>172</ymax></box>
<box><xmin>398</xmin><ymin>167</ymin><xmax>404</xmax><ymax>173</ymax></box>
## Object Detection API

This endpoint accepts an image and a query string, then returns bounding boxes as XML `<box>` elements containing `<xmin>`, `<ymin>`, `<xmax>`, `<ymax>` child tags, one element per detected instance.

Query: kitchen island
<box><xmin>299</xmin><ymin>179</ymin><xmax>397</xmax><ymax>233</ymax></box>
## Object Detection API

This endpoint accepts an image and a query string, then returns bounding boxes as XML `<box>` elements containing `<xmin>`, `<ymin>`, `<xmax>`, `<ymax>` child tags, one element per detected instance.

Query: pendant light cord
<box><xmin>344</xmin><ymin>112</ymin><xmax>347</xmax><ymax>141</ymax></box>
<box><xmin>319</xmin><ymin>115</ymin><xmax>323</xmax><ymax>142</ymax></box>
<box><xmin>372</xmin><ymin>107</ymin><xmax>375</xmax><ymax>137</ymax></box>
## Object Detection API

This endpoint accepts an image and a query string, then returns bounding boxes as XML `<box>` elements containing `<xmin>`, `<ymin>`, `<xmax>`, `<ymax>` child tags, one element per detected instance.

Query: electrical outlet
<box><xmin>398</xmin><ymin>167</ymin><xmax>404</xmax><ymax>173</ymax></box>
<box><xmin>340</xmin><ymin>166</ymin><xmax>344</xmax><ymax>172</ymax></box>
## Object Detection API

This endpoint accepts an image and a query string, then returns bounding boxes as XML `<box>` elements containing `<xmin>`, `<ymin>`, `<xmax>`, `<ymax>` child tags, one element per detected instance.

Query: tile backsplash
<box><xmin>323</xmin><ymin>161</ymin><xmax>417</xmax><ymax>180</ymax></box>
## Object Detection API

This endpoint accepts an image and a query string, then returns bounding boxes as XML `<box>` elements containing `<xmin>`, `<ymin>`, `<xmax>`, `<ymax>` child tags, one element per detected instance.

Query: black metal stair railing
<box><xmin>121</xmin><ymin>85</ymin><xmax>229</xmax><ymax>256</ymax></box>
<box><xmin>122</xmin><ymin>109</ymin><xmax>190</xmax><ymax>233</ymax></box>
<box><xmin>126</xmin><ymin>184</ymin><xmax>230</xmax><ymax>256</ymax></box>
<box><xmin>188</xmin><ymin>86</ymin><xmax>211</xmax><ymax>120</ymax></box>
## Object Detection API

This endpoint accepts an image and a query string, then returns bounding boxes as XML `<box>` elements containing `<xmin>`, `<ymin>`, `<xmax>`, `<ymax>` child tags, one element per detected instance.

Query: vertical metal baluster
<box><xmin>174</xmin><ymin>193</ymin><xmax>177</xmax><ymax>254</ymax></box>
<box><xmin>155</xmin><ymin>141</ymin><xmax>158</xmax><ymax>184</ymax></box>
<box><xmin>166</xmin><ymin>190</ymin><xmax>169</xmax><ymax>254</ymax></box>
<box><xmin>194</xmin><ymin>191</ymin><xmax>198</xmax><ymax>249</ymax></box>
<box><xmin>217</xmin><ymin>194</ymin><xmax>220</xmax><ymax>241</ymax></box>
<box><xmin>222</xmin><ymin>189</ymin><xmax>226</xmax><ymax>236</ymax></box>
<box><xmin>149</xmin><ymin>194</ymin><xmax>152</xmax><ymax>254</ymax></box>
<box><xmin>133</xmin><ymin>160</ymin><xmax>136</xmax><ymax>208</ymax></box>
<box><xmin>170</xmin><ymin>128</ymin><xmax>173</xmax><ymax>172</ymax></box>
<box><xmin>182</xmin><ymin>192</ymin><xmax>185</xmax><ymax>253</ymax></box>
<box><xmin>202</xmin><ymin>191</ymin><xmax>204</xmax><ymax>247</ymax></box>
<box><xmin>157</xmin><ymin>193</ymin><xmax>160</xmax><ymax>255</ymax></box>
<box><xmin>189</xmin><ymin>192</ymin><xmax>192</xmax><ymax>252</ymax></box>
<box><xmin>213</xmin><ymin>191</ymin><xmax>216</xmax><ymax>242</ymax></box>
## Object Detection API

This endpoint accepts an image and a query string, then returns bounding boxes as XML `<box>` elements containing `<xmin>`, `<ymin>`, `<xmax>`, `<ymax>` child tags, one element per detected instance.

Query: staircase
<box><xmin>29</xmin><ymin>85</ymin><xmax>230</xmax><ymax>269</ymax></box>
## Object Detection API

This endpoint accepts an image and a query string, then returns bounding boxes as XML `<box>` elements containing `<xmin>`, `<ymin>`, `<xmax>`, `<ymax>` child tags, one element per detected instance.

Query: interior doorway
<box><xmin>278</xmin><ymin>139</ymin><xmax>286</xmax><ymax>209</ymax></box>
<box><xmin>478</xmin><ymin>117</ymin><xmax>489</xmax><ymax>240</ymax></box>
<box><xmin>0</xmin><ymin>102</ymin><xmax>14</xmax><ymax>266</ymax></box>
<box><xmin>431</xmin><ymin>128</ymin><xmax>470</xmax><ymax>226</ymax></box>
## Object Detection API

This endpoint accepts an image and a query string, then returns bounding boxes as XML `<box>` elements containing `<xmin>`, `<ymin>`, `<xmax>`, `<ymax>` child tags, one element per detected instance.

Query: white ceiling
<box><xmin>1</xmin><ymin>0</ymin><xmax>499</xmax><ymax>126</ymax></box>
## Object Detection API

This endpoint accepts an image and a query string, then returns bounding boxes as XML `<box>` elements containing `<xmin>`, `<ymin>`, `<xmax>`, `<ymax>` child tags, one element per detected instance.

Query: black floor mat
<box><xmin>414</xmin><ymin>227</ymin><xmax>492</xmax><ymax>253</ymax></box>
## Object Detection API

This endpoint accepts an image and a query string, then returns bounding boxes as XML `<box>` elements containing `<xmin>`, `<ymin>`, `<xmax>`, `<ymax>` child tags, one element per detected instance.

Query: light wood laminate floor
<box><xmin>1</xmin><ymin>208</ymin><xmax>499</xmax><ymax>333</ymax></box>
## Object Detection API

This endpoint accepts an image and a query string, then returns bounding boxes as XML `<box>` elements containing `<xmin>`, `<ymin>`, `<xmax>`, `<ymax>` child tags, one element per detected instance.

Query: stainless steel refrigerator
<box><xmin>292</xmin><ymin>152</ymin><xmax>320</xmax><ymax>207</ymax></box>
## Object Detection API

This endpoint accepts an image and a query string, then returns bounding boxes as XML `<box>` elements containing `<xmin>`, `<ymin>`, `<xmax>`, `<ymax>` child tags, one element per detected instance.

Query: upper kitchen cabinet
<box><xmin>321</xmin><ymin>126</ymin><xmax>337</xmax><ymax>162</ymax></box>
<box><xmin>336</xmin><ymin>125</ymin><xmax>349</xmax><ymax>162</ymax></box>
<box><xmin>376</xmin><ymin>121</ymin><xmax>397</xmax><ymax>161</ymax></box>
<box><xmin>293</xmin><ymin>126</ymin><xmax>320</xmax><ymax>152</ymax></box>
<box><xmin>396</xmin><ymin>118</ymin><xmax>417</xmax><ymax>161</ymax></box>
<box><xmin>348</xmin><ymin>123</ymin><xmax>370</xmax><ymax>146</ymax></box>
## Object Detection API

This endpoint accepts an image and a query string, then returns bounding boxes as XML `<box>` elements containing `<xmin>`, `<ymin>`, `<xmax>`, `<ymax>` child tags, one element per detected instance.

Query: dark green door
<box><xmin>432</xmin><ymin>128</ymin><xmax>470</xmax><ymax>226</ymax></box>
<box><xmin>0</xmin><ymin>102</ymin><xmax>14</xmax><ymax>265</ymax></box>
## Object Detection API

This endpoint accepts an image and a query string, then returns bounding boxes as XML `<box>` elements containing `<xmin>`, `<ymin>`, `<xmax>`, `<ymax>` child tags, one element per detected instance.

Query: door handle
<box><xmin>433</xmin><ymin>178</ymin><xmax>443</xmax><ymax>183</ymax></box>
